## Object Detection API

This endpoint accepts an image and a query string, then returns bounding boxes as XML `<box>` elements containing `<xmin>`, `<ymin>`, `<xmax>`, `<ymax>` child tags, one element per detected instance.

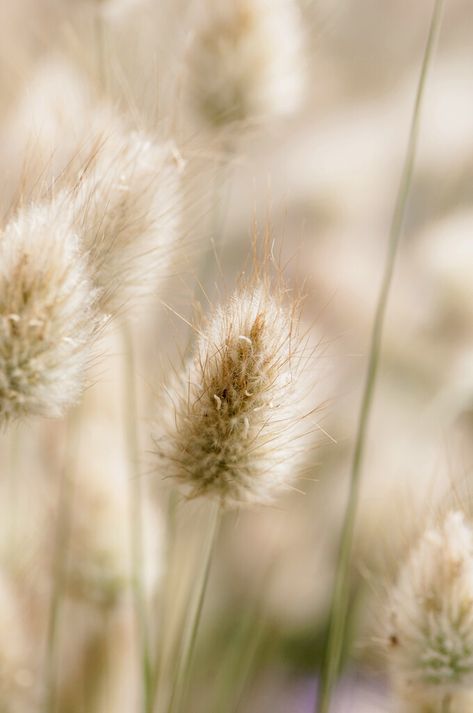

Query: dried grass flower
<box><xmin>0</xmin><ymin>200</ymin><xmax>100</xmax><ymax>423</ymax></box>
<box><xmin>186</xmin><ymin>0</ymin><xmax>306</xmax><ymax>130</ymax></box>
<box><xmin>70</xmin><ymin>130</ymin><xmax>182</xmax><ymax>316</ymax></box>
<box><xmin>387</xmin><ymin>510</ymin><xmax>473</xmax><ymax>711</ymax></box>
<box><xmin>155</xmin><ymin>282</ymin><xmax>313</xmax><ymax>507</ymax></box>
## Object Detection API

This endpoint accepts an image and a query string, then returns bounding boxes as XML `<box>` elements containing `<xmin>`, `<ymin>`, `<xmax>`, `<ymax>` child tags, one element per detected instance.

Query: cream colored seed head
<box><xmin>156</xmin><ymin>285</ymin><xmax>309</xmax><ymax>507</ymax></box>
<box><xmin>71</xmin><ymin>130</ymin><xmax>182</xmax><ymax>316</ymax></box>
<box><xmin>187</xmin><ymin>0</ymin><xmax>306</xmax><ymax>129</ymax></box>
<box><xmin>387</xmin><ymin>511</ymin><xmax>473</xmax><ymax>709</ymax></box>
<box><xmin>0</xmin><ymin>201</ymin><xmax>99</xmax><ymax>423</ymax></box>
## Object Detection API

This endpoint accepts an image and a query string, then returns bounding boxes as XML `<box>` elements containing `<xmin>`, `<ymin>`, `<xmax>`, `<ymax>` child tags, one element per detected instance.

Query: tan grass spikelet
<box><xmin>155</xmin><ymin>280</ymin><xmax>314</xmax><ymax>507</ymax></box>
<box><xmin>386</xmin><ymin>510</ymin><xmax>473</xmax><ymax>711</ymax></box>
<box><xmin>70</xmin><ymin>130</ymin><xmax>183</xmax><ymax>316</ymax></box>
<box><xmin>186</xmin><ymin>0</ymin><xmax>306</xmax><ymax>130</ymax></box>
<box><xmin>0</xmin><ymin>200</ymin><xmax>100</xmax><ymax>423</ymax></box>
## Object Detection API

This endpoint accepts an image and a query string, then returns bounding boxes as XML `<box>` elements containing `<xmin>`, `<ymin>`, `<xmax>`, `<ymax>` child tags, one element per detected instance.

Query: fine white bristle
<box><xmin>155</xmin><ymin>284</ymin><xmax>312</xmax><ymax>507</ymax></box>
<box><xmin>0</xmin><ymin>201</ymin><xmax>100</xmax><ymax>422</ymax></box>
<box><xmin>387</xmin><ymin>511</ymin><xmax>473</xmax><ymax>711</ymax></box>
<box><xmin>70</xmin><ymin>130</ymin><xmax>182</xmax><ymax>315</ymax></box>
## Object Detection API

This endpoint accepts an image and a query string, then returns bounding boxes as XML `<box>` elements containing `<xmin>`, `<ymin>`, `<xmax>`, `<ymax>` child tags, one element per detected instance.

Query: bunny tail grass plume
<box><xmin>71</xmin><ymin>130</ymin><xmax>182</xmax><ymax>316</ymax></box>
<box><xmin>187</xmin><ymin>0</ymin><xmax>306</xmax><ymax>130</ymax></box>
<box><xmin>156</xmin><ymin>282</ymin><xmax>312</xmax><ymax>507</ymax></box>
<box><xmin>386</xmin><ymin>510</ymin><xmax>473</xmax><ymax>712</ymax></box>
<box><xmin>0</xmin><ymin>201</ymin><xmax>100</xmax><ymax>423</ymax></box>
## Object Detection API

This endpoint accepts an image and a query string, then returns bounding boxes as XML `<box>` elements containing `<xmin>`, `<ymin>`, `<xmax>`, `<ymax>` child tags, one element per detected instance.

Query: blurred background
<box><xmin>0</xmin><ymin>0</ymin><xmax>471</xmax><ymax>711</ymax></box>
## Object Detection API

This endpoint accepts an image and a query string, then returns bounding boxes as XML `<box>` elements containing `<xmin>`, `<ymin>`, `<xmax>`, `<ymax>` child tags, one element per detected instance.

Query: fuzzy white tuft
<box><xmin>187</xmin><ymin>0</ymin><xmax>306</xmax><ymax>129</ymax></box>
<box><xmin>0</xmin><ymin>202</ymin><xmax>99</xmax><ymax>423</ymax></box>
<box><xmin>387</xmin><ymin>511</ymin><xmax>473</xmax><ymax>710</ymax></box>
<box><xmin>70</xmin><ymin>131</ymin><xmax>182</xmax><ymax>315</ymax></box>
<box><xmin>156</xmin><ymin>285</ymin><xmax>311</xmax><ymax>507</ymax></box>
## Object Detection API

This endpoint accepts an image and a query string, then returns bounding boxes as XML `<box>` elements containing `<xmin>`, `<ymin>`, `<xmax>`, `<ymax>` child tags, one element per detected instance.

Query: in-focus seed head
<box><xmin>387</xmin><ymin>511</ymin><xmax>473</xmax><ymax>707</ymax></box>
<box><xmin>71</xmin><ymin>131</ymin><xmax>182</xmax><ymax>315</ymax></box>
<box><xmin>187</xmin><ymin>0</ymin><xmax>306</xmax><ymax>129</ymax></box>
<box><xmin>156</xmin><ymin>285</ymin><xmax>311</xmax><ymax>507</ymax></box>
<box><xmin>0</xmin><ymin>202</ymin><xmax>99</xmax><ymax>423</ymax></box>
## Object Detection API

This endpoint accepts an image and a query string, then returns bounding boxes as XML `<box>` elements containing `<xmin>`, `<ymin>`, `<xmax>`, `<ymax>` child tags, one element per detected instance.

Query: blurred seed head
<box><xmin>63</xmin><ymin>416</ymin><xmax>163</xmax><ymax>607</ymax></box>
<box><xmin>386</xmin><ymin>510</ymin><xmax>473</xmax><ymax>709</ymax></box>
<box><xmin>0</xmin><ymin>57</ymin><xmax>113</xmax><ymax>206</ymax></box>
<box><xmin>0</xmin><ymin>200</ymin><xmax>100</xmax><ymax>423</ymax></box>
<box><xmin>155</xmin><ymin>282</ymin><xmax>313</xmax><ymax>507</ymax></box>
<box><xmin>70</xmin><ymin>130</ymin><xmax>182</xmax><ymax>316</ymax></box>
<box><xmin>186</xmin><ymin>0</ymin><xmax>306</xmax><ymax>130</ymax></box>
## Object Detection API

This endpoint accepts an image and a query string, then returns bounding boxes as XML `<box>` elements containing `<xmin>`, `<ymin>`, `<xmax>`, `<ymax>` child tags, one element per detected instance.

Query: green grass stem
<box><xmin>317</xmin><ymin>2</ymin><xmax>445</xmax><ymax>710</ymax></box>
<box><xmin>167</xmin><ymin>503</ymin><xmax>221</xmax><ymax>713</ymax></box>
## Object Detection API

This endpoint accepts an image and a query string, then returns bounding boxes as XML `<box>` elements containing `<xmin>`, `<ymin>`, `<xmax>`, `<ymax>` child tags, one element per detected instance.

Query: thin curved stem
<box><xmin>44</xmin><ymin>408</ymin><xmax>82</xmax><ymax>713</ymax></box>
<box><xmin>317</xmin><ymin>1</ymin><xmax>445</xmax><ymax>711</ymax></box>
<box><xmin>151</xmin><ymin>487</ymin><xmax>179</xmax><ymax>712</ymax></box>
<box><xmin>167</xmin><ymin>503</ymin><xmax>221</xmax><ymax>713</ymax></box>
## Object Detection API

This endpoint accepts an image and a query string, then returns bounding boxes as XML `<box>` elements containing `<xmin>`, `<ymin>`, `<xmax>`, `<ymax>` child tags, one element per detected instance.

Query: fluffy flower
<box><xmin>155</xmin><ymin>284</ymin><xmax>311</xmax><ymax>507</ymax></box>
<box><xmin>0</xmin><ymin>57</ymin><xmax>122</xmax><ymax>208</ymax></box>
<box><xmin>70</xmin><ymin>130</ymin><xmax>182</xmax><ymax>315</ymax></box>
<box><xmin>187</xmin><ymin>0</ymin><xmax>306</xmax><ymax>129</ymax></box>
<box><xmin>387</xmin><ymin>511</ymin><xmax>473</xmax><ymax>710</ymax></box>
<box><xmin>0</xmin><ymin>201</ymin><xmax>99</xmax><ymax>422</ymax></box>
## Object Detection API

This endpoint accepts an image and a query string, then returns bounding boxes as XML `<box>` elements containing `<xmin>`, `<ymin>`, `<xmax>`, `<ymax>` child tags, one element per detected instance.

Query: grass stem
<box><xmin>44</xmin><ymin>408</ymin><xmax>82</xmax><ymax>713</ymax></box>
<box><xmin>151</xmin><ymin>487</ymin><xmax>179</xmax><ymax>712</ymax></box>
<box><xmin>316</xmin><ymin>2</ymin><xmax>445</xmax><ymax>710</ymax></box>
<box><xmin>167</xmin><ymin>502</ymin><xmax>221</xmax><ymax>713</ymax></box>
<box><xmin>121</xmin><ymin>320</ymin><xmax>154</xmax><ymax>713</ymax></box>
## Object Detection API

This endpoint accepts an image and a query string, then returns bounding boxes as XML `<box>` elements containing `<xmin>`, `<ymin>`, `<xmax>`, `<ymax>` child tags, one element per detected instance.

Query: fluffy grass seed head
<box><xmin>187</xmin><ymin>0</ymin><xmax>306</xmax><ymax>130</ymax></box>
<box><xmin>0</xmin><ymin>201</ymin><xmax>99</xmax><ymax>423</ymax></box>
<box><xmin>71</xmin><ymin>130</ymin><xmax>182</xmax><ymax>316</ymax></box>
<box><xmin>386</xmin><ymin>510</ymin><xmax>473</xmax><ymax>708</ymax></box>
<box><xmin>156</xmin><ymin>284</ymin><xmax>311</xmax><ymax>507</ymax></box>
